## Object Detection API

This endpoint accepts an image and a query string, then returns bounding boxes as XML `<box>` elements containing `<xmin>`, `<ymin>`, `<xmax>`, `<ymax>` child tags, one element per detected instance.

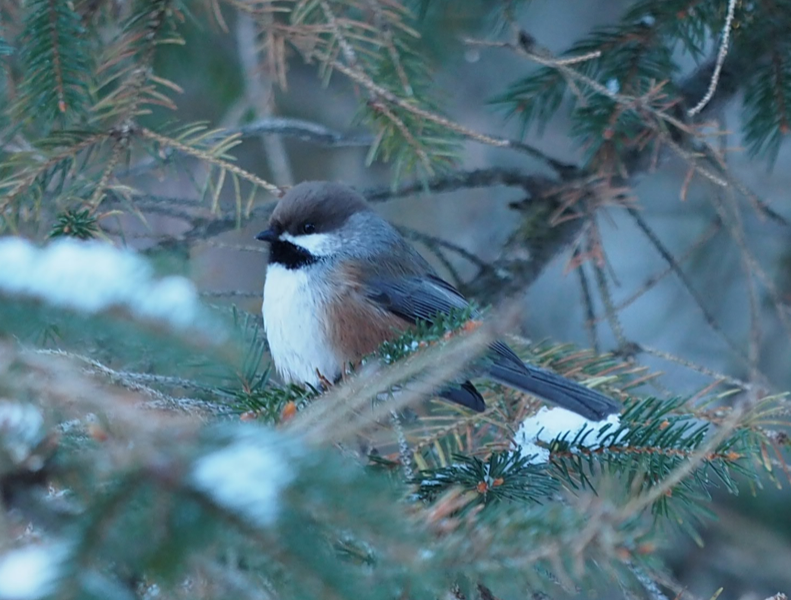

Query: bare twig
<box><xmin>316</xmin><ymin>52</ymin><xmax>576</xmax><ymax>174</ymax></box>
<box><xmin>205</xmin><ymin>240</ymin><xmax>269</xmax><ymax>253</ymax></box>
<box><xmin>627</xmin><ymin>563</ymin><xmax>671</xmax><ymax>600</ymax></box>
<box><xmin>235</xmin><ymin>118</ymin><xmax>373</xmax><ymax>147</ymax></box>
<box><xmin>590</xmin><ymin>216</ymin><xmax>722</xmax><ymax>322</ymax></box>
<box><xmin>591</xmin><ymin>241</ymin><xmax>628</xmax><ymax>351</ymax></box>
<box><xmin>390</xmin><ymin>409</ymin><xmax>415</xmax><ymax>481</ymax></box>
<box><xmin>574</xmin><ymin>255</ymin><xmax>599</xmax><ymax>353</ymax></box>
<box><xmin>636</xmin><ymin>344</ymin><xmax>758</xmax><ymax>392</ymax></box>
<box><xmin>687</xmin><ymin>0</ymin><xmax>738</xmax><ymax>117</ymax></box>
<box><xmin>709</xmin><ymin>192</ymin><xmax>791</xmax><ymax>344</ymax></box>
<box><xmin>363</xmin><ymin>167</ymin><xmax>551</xmax><ymax>202</ymax></box>
<box><xmin>397</xmin><ymin>226</ymin><xmax>489</xmax><ymax>272</ymax></box>
<box><xmin>626</xmin><ymin>207</ymin><xmax>750</xmax><ymax>364</ymax></box>
<box><xmin>132</xmin><ymin>167</ymin><xmax>557</xmax><ymax>256</ymax></box>
<box><xmin>201</xmin><ymin>290</ymin><xmax>262</xmax><ymax>298</ymax></box>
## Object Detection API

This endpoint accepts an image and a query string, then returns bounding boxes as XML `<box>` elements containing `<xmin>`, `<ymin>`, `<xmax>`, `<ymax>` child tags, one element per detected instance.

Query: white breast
<box><xmin>262</xmin><ymin>264</ymin><xmax>342</xmax><ymax>387</ymax></box>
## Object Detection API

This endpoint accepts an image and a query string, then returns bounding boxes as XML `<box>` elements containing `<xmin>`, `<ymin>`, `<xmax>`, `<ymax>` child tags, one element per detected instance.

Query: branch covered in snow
<box><xmin>189</xmin><ymin>428</ymin><xmax>302</xmax><ymax>527</ymax></box>
<box><xmin>0</xmin><ymin>238</ymin><xmax>224</xmax><ymax>340</ymax></box>
<box><xmin>0</xmin><ymin>402</ymin><xmax>46</xmax><ymax>471</ymax></box>
<box><xmin>0</xmin><ymin>543</ymin><xmax>68</xmax><ymax>600</ymax></box>
<box><xmin>514</xmin><ymin>406</ymin><xmax>623</xmax><ymax>464</ymax></box>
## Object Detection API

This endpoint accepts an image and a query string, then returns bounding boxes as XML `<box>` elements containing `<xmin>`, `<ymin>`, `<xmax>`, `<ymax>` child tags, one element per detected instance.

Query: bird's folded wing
<box><xmin>364</xmin><ymin>273</ymin><xmax>471</xmax><ymax>323</ymax></box>
<box><xmin>363</xmin><ymin>274</ymin><xmax>520</xmax><ymax>367</ymax></box>
<box><xmin>363</xmin><ymin>274</ymin><xmax>621</xmax><ymax>420</ymax></box>
<box><xmin>363</xmin><ymin>274</ymin><xmax>486</xmax><ymax>412</ymax></box>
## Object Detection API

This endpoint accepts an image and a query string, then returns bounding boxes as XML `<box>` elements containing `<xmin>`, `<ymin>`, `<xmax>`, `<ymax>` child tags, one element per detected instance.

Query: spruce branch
<box><xmin>34</xmin><ymin>349</ymin><xmax>232</xmax><ymax>417</ymax></box>
<box><xmin>86</xmin><ymin>0</ymin><xmax>184</xmax><ymax>207</ymax></box>
<box><xmin>635</xmin><ymin>344</ymin><xmax>759</xmax><ymax>393</ymax></box>
<box><xmin>17</xmin><ymin>0</ymin><xmax>91</xmax><ymax>123</ymax></box>
<box><xmin>0</xmin><ymin>129</ymin><xmax>110</xmax><ymax>218</ymax></box>
<box><xmin>138</xmin><ymin>126</ymin><xmax>283</xmax><ymax>196</ymax></box>
<box><xmin>115</xmin><ymin>117</ymin><xmax>374</xmax><ymax>179</ymax></box>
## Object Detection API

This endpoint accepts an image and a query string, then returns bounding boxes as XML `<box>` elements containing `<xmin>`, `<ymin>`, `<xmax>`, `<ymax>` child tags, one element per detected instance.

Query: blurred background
<box><xmin>41</xmin><ymin>0</ymin><xmax>791</xmax><ymax>596</ymax></box>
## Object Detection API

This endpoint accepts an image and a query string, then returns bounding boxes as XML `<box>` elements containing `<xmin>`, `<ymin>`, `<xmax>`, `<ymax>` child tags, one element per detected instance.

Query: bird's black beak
<box><xmin>256</xmin><ymin>228</ymin><xmax>278</xmax><ymax>242</ymax></box>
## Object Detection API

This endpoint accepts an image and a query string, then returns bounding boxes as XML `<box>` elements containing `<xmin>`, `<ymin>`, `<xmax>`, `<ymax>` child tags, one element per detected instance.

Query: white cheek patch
<box><xmin>280</xmin><ymin>232</ymin><xmax>338</xmax><ymax>257</ymax></box>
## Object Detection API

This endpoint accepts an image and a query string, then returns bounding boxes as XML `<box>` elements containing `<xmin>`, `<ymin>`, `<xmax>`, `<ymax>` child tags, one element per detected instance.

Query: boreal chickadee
<box><xmin>257</xmin><ymin>181</ymin><xmax>620</xmax><ymax>420</ymax></box>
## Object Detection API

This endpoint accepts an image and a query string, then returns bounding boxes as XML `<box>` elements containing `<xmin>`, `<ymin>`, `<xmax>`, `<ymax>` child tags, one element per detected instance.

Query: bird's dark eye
<box><xmin>301</xmin><ymin>223</ymin><xmax>316</xmax><ymax>234</ymax></box>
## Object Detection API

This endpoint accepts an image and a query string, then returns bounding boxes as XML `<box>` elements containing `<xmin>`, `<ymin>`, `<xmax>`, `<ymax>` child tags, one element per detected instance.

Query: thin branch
<box><xmin>574</xmin><ymin>254</ymin><xmax>599</xmax><ymax>353</ymax></box>
<box><xmin>118</xmin><ymin>168</ymin><xmax>559</xmax><ymax>257</ymax></box>
<box><xmin>204</xmin><ymin>240</ymin><xmax>268</xmax><ymax>253</ymax></box>
<box><xmin>590</xmin><ymin>239</ymin><xmax>628</xmax><ymax>351</ymax></box>
<box><xmin>48</xmin><ymin>0</ymin><xmax>67</xmax><ymax>113</ymax></box>
<box><xmin>626</xmin><ymin>563</ymin><xmax>671</xmax><ymax>600</ymax></box>
<box><xmin>390</xmin><ymin>410</ymin><xmax>415</xmax><ymax>481</ymax></box>
<box><xmin>235</xmin><ymin>118</ymin><xmax>373</xmax><ymax>147</ymax></box>
<box><xmin>366</xmin><ymin>0</ymin><xmax>413</xmax><ymax>96</ymax></box>
<box><xmin>363</xmin><ymin>167</ymin><xmax>550</xmax><ymax>202</ymax></box>
<box><xmin>636</xmin><ymin>344</ymin><xmax>758</xmax><ymax>392</ymax></box>
<box><xmin>590</xmin><ymin>216</ymin><xmax>722</xmax><ymax>322</ymax></box>
<box><xmin>626</xmin><ymin>206</ymin><xmax>751</xmax><ymax>365</ymax></box>
<box><xmin>201</xmin><ymin>290</ymin><xmax>262</xmax><ymax>298</ymax></box>
<box><xmin>397</xmin><ymin>226</ymin><xmax>490</xmax><ymax>272</ymax></box>
<box><xmin>687</xmin><ymin>0</ymin><xmax>738</xmax><ymax>117</ymax></box>
<box><xmin>35</xmin><ymin>349</ymin><xmax>232</xmax><ymax>416</ymax></box>
<box><xmin>708</xmin><ymin>192</ymin><xmax>791</xmax><ymax>345</ymax></box>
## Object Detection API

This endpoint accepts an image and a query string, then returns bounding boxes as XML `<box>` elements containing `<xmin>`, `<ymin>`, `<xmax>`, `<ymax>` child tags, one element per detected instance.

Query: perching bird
<box><xmin>257</xmin><ymin>181</ymin><xmax>620</xmax><ymax>421</ymax></box>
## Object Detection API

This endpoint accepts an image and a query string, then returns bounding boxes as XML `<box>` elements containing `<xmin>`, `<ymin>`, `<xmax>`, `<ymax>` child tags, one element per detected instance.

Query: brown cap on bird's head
<box><xmin>259</xmin><ymin>182</ymin><xmax>372</xmax><ymax>241</ymax></box>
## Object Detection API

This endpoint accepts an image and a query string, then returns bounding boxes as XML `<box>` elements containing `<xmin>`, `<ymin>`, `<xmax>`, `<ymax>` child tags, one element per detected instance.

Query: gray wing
<box><xmin>363</xmin><ymin>274</ymin><xmax>488</xmax><ymax>411</ymax></box>
<box><xmin>365</xmin><ymin>273</ymin><xmax>470</xmax><ymax>323</ymax></box>
<box><xmin>364</xmin><ymin>275</ymin><xmax>620</xmax><ymax>420</ymax></box>
<box><xmin>364</xmin><ymin>274</ymin><xmax>527</xmax><ymax>369</ymax></box>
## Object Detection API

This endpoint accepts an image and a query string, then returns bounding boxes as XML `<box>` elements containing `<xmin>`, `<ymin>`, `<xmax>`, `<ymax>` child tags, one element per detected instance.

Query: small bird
<box><xmin>257</xmin><ymin>181</ymin><xmax>620</xmax><ymax>421</ymax></box>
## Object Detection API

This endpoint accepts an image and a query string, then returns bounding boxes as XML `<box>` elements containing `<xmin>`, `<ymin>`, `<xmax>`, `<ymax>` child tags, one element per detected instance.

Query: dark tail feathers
<box><xmin>438</xmin><ymin>380</ymin><xmax>486</xmax><ymax>412</ymax></box>
<box><xmin>488</xmin><ymin>363</ymin><xmax>619</xmax><ymax>421</ymax></box>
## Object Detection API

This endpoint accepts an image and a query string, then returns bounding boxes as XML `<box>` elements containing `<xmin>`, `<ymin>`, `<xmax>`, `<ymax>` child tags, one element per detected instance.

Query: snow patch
<box><xmin>514</xmin><ymin>406</ymin><xmax>624</xmax><ymax>464</ymax></box>
<box><xmin>0</xmin><ymin>237</ymin><xmax>219</xmax><ymax>336</ymax></box>
<box><xmin>0</xmin><ymin>402</ymin><xmax>45</xmax><ymax>465</ymax></box>
<box><xmin>190</xmin><ymin>430</ymin><xmax>298</xmax><ymax>527</ymax></box>
<box><xmin>0</xmin><ymin>544</ymin><xmax>67</xmax><ymax>600</ymax></box>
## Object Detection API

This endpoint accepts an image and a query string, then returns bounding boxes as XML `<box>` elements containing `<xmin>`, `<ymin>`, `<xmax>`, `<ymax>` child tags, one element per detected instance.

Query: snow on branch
<box><xmin>515</xmin><ymin>406</ymin><xmax>623</xmax><ymax>464</ymax></box>
<box><xmin>189</xmin><ymin>428</ymin><xmax>302</xmax><ymax>527</ymax></box>
<box><xmin>0</xmin><ymin>543</ymin><xmax>68</xmax><ymax>600</ymax></box>
<box><xmin>0</xmin><ymin>237</ymin><xmax>223</xmax><ymax>339</ymax></box>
